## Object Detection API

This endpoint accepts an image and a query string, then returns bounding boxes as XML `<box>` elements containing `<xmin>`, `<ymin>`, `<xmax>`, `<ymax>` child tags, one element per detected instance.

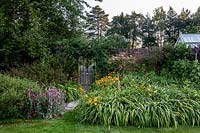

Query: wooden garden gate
<box><xmin>79</xmin><ymin>63</ymin><xmax>95</xmax><ymax>92</ymax></box>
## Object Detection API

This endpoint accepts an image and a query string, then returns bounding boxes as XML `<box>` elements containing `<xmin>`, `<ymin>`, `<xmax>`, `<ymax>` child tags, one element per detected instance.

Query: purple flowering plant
<box><xmin>23</xmin><ymin>87</ymin><xmax>65</xmax><ymax>119</ymax></box>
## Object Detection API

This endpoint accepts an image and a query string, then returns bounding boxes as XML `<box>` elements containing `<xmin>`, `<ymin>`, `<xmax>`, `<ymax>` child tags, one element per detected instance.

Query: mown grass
<box><xmin>1</xmin><ymin>111</ymin><xmax>200</xmax><ymax>133</ymax></box>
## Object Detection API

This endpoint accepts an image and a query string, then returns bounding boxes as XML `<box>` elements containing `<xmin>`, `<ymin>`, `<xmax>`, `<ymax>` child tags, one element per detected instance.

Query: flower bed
<box><xmin>0</xmin><ymin>74</ymin><xmax>65</xmax><ymax>119</ymax></box>
<box><xmin>76</xmin><ymin>72</ymin><xmax>200</xmax><ymax>128</ymax></box>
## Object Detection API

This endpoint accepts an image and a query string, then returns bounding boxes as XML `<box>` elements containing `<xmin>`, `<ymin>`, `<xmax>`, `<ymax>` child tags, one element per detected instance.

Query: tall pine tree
<box><xmin>107</xmin><ymin>12</ymin><xmax>130</xmax><ymax>39</ymax></box>
<box><xmin>153</xmin><ymin>6</ymin><xmax>166</xmax><ymax>47</ymax></box>
<box><xmin>143</xmin><ymin>14</ymin><xmax>156</xmax><ymax>47</ymax></box>
<box><xmin>86</xmin><ymin>5</ymin><xmax>109</xmax><ymax>39</ymax></box>
<box><xmin>165</xmin><ymin>6</ymin><xmax>178</xmax><ymax>44</ymax></box>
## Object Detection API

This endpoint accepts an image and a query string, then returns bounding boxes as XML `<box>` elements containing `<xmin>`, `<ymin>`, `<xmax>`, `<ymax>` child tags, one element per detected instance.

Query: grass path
<box><xmin>1</xmin><ymin>112</ymin><xmax>200</xmax><ymax>133</ymax></box>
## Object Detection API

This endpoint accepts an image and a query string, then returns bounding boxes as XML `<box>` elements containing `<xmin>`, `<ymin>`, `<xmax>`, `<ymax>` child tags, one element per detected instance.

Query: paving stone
<box><xmin>65</xmin><ymin>101</ymin><xmax>79</xmax><ymax>111</ymax></box>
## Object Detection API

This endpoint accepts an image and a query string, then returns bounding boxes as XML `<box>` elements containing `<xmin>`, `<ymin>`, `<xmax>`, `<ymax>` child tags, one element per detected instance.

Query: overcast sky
<box><xmin>85</xmin><ymin>0</ymin><xmax>200</xmax><ymax>20</ymax></box>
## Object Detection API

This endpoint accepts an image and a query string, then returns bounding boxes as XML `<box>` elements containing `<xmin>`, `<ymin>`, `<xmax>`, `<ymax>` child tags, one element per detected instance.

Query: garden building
<box><xmin>176</xmin><ymin>33</ymin><xmax>200</xmax><ymax>48</ymax></box>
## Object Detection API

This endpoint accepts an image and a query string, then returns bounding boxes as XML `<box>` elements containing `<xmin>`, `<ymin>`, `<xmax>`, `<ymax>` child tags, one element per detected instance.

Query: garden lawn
<box><xmin>1</xmin><ymin>112</ymin><xmax>200</xmax><ymax>133</ymax></box>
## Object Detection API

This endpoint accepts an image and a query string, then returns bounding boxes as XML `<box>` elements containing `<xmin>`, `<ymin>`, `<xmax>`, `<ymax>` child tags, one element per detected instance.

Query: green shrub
<box><xmin>161</xmin><ymin>44</ymin><xmax>194</xmax><ymax>71</ymax></box>
<box><xmin>76</xmin><ymin>73</ymin><xmax>200</xmax><ymax>128</ymax></box>
<box><xmin>0</xmin><ymin>74</ymin><xmax>40</xmax><ymax>119</ymax></box>
<box><xmin>164</xmin><ymin>60</ymin><xmax>200</xmax><ymax>82</ymax></box>
<box><xmin>112</xmin><ymin>44</ymin><xmax>194</xmax><ymax>74</ymax></box>
<box><xmin>137</xmin><ymin>44</ymin><xmax>193</xmax><ymax>74</ymax></box>
<box><xmin>57</xmin><ymin>82</ymin><xmax>81</xmax><ymax>102</ymax></box>
<box><xmin>6</xmin><ymin>63</ymin><xmax>69</xmax><ymax>85</ymax></box>
<box><xmin>0</xmin><ymin>74</ymin><xmax>66</xmax><ymax>119</ymax></box>
<box><xmin>108</xmin><ymin>47</ymin><xmax>165</xmax><ymax>74</ymax></box>
<box><xmin>163</xmin><ymin>43</ymin><xmax>192</xmax><ymax>61</ymax></box>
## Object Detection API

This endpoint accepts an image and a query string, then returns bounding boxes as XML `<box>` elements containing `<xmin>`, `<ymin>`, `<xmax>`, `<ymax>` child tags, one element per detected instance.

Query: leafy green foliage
<box><xmin>108</xmin><ymin>47</ymin><xmax>164</xmax><ymax>74</ymax></box>
<box><xmin>108</xmin><ymin>6</ymin><xmax>200</xmax><ymax>47</ymax></box>
<box><xmin>0</xmin><ymin>0</ymin><xmax>87</xmax><ymax>69</ymax></box>
<box><xmin>57</xmin><ymin>83</ymin><xmax>81</xmax><ymax>102</ymax></box>
<box><xmin>148</xmin><ymin>43</ymin><xmax>193</xmax><ymax>74</ymax></box>
<box><xmin>49</xmin><ymin>36</ymin><xmax>93</xmax><ymax>80</ymax></box>
<box><xmin>86</xmin><ymin>5</ymin><xmax>109</xmax><ymax>39</ymax></box>
<box><xmin>76</xmin><ymin>72</ymin><xmax>200</xmax><ymax>128</ymax></box>
<box><xmin>142</xmin><ymin>14</ymin><xmax>157</xmax><ymax>47</ymax></box>
<box><xmin>4</xmin><ymin>33</ymin><xmax>128</xmax><ymax>82</ymax></box>
<box><xmin>160</xmin><ymin>44</ymin><xmax>197</xmax><ymax>78</ymax></box>
<box><xmin>108</xmin><ymin>12</ymin><xmax>145</xmax><ymax>48</ymax></box>
<box><xmin>165</xmin><ymin>7</ymin><xmax>178</xmax><ymax>44</ymax></box>
<box><xmin>0</xmin><ymin>74</ymin><xmax>66</xmax><ymax>119</ymax></box>
<box><xmin>107</xmin><ymin>13</ymin><xmax>132</xmax><ymax>40</ymax></box>
<box><xmin>163</xmin><ymin>43</ymin><xmax>192</xmax><ymax>61</ymax></box>
<box><xmin>0</xmin><ymin>74</ymin><xmax>40</xmax><ymax>119</ymax></box>
<box><xmin>167</xmin><ymin>60</ymin><xmax>200</xmax><ymax>82</ymax></box>
<box><xmin>5</xmin><ymin>63</ymin><xmax>69</xmax><ymax>85</ymax></box>
<box><xmin>92</xmin><ymin>36</ymin><xmax>128</xmax><ymax>77</ymax></box>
